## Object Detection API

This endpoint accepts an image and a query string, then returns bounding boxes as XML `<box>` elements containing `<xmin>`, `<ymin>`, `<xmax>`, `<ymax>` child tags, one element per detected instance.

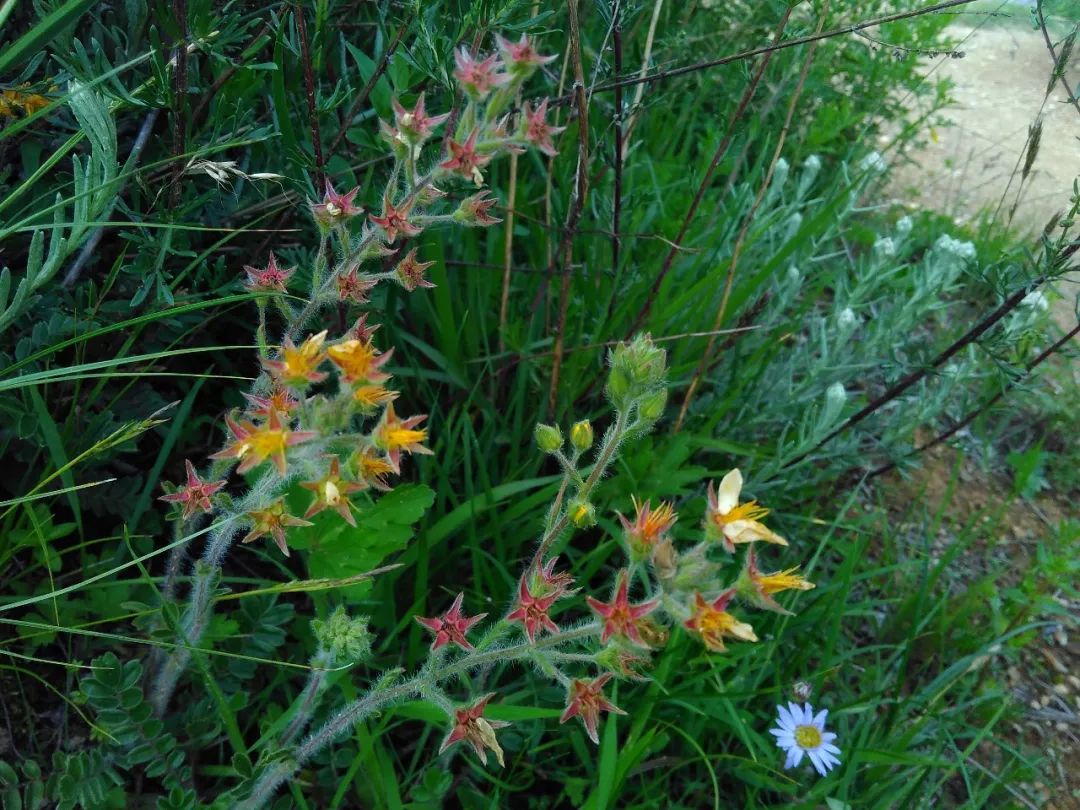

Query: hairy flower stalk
<box><xmin>143</xmin><ymin>32</ymin><xmax>826</xmax><ymax>808</ymax></box>
<box><xmin>150</xmin><ymin>32</ymin><xmax>567</xmax><ymax>718</ymax></box>
<box><xmin>240</xmin><ymin>622</ymin><xmax>601</xmax><ymax>809</ymax></box>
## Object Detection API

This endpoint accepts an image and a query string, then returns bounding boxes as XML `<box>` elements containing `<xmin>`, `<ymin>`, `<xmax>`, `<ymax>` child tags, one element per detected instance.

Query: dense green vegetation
<box><xmin>1</xmin><ymin>0</ymin><xmax>1077</xmax><ymax>807</ymax></box>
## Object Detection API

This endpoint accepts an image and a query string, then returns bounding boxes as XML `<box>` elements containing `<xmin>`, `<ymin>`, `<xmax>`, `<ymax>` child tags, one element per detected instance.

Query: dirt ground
<box><xmin>882</xmin><ymin>13</ymin><xmax>1080</xmax><ymax>806</ymax></box>
<box><xmin>885</xmin><ymin>16</ymin><xmax>1080</xmax><ymax>335</ymax></box>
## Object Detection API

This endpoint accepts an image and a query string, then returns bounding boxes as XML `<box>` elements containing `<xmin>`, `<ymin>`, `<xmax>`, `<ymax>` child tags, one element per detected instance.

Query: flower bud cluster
<box><xmin>312</xmin><ymin>606</ymin><xmax>373</xmax><ymax>664</ymax></box>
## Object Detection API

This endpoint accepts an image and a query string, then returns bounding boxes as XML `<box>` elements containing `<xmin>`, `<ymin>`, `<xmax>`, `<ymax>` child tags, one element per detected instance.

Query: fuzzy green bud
<box><xmin>638</xmin><ymin>389</ymin><xmax>668</xmax><ymax>423</ymax></box>
<box><xmin>569</xmin><ymin>420</ymin><xmax>594</xmax><ymax>452</ymax></box>
<box><xmin>568</xmin><ymin>499</ymin><xmax>596</xmax><ymax>528</ymax></box>
<box><xmin>604</xmin><ymin>364</ymin><xmax>634</xmax><ymax>410</ymax></box>
<box><xmin>595</xmin><ymin>642</ymin><xmax>651</xmax><ymax>680</ymax></box>
<box><xmin>605</xmin><ymin>334</ymin><xmax>667</xmax><ymax>409</ymax></box>
<box><xmin>534</xmin><ymin>423</ymin><xmax>563</xmax><ymax>454</ymax></box>
<box><xmin>312</xmin><ymin>606</ymin><xmax>373</xmax><ymax>664</ymax></box>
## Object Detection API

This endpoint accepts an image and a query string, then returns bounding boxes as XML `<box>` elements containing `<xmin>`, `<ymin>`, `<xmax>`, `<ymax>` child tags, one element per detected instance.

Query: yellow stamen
<box><xmin>244</xmin><ymin>430</ymin><xmax>288</xmax><ymax>459</ymax></box>
<box><xmin>718</xmin><ymin>500</ymin><xmax>770</xmax><ymax>524</ymax></box>
<box><xmin>758</xmin><ymin>568</ymin><xmax>814</xmax><ymax>595</ymax></box>
<box><xmin>328</xmin><ymin>339</ymin><xmax>380</xmax><ymax>381</ymax></box>
<box><xmin>385</xmin><ymin>427</ymin><xmax>426</xmax><ymax>449</ymax></box>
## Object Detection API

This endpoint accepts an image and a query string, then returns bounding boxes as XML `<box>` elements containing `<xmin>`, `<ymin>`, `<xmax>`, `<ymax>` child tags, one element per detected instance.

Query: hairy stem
<box><xmin>242</xmin><ymin>622</ymin><xmax>599</xmax><ymax>808</ymax></box>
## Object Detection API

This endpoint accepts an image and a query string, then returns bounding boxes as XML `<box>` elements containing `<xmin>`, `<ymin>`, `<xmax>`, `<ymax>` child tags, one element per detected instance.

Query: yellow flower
<box><xmin>242</xmin><ymin>499</ymin><xmax>313</xmax><ymax>556</ymax></box>
<box><xmin>0</xmin><ymin>88</ymin><xmax>51</xmax><ymax>119</ymax></box>
<box><xmin>739</xmin><ymin>547</ymin><xmax>814</xmax><ymax>615</ymax></box>
<box><xmin>618</xmin><ymin>497</ymin><xmax>676</xmax><ymax>559</ymax></box>
<box><xmin>683</xmin><ymin>590</ymin><xmax>757</xmax><ymax>652</ymax></box>
<box><xmin>705</xmin><ymin>469</ymin><xmax>787</xmax><ymax>552</ymax></box>
<box><xmin>353</xmin><ymin>384</ymin><xmax>399</xmax><ymax>413</ymax></box>
<box><xmin>353</xmin><ymin>447</ymin><xmax>396</xmax><ymax>491</ymax></box>
<box><xmin>209</xmin><ymin>409</ymin><xmax>316</xmax><ymax>474</ymax></box>
<box><xmin>372</xmin><ymin>404</ymin><xmax>432</xmax><ymax>473</ymax></box>
<box><xmin>263</xmin><ymin>331</ymin><xmax>329</xmax><ymax>387</ymax></box>
<box><xmin>327</xmin><ymin>338</ymin><xmax>393</xmax><ymax>385</ymax></box>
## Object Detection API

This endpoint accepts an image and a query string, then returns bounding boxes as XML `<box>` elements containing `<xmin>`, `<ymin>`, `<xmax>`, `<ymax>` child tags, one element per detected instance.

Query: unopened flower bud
<box><xmin>651</xmin><ymin>538</ymin><xmax>678</xmax><ymax>581</ymax></box>
<box><xmin>312</xmin><ymin>606</ymin><xmax>373</xmax><ymax>664</ymax></box>
<box><xmin>638</xmin><ymin>389</ymin><xmax>667</xmax><ymax>422</ymax></box>
<box><xmin>826</xmin><ymin>382</ymin><xmax>847</xmax><ymax>410</ymax></box>
<box><xmin>605</xmin><ymin>334</ymin><xmax>667</xmax><ymax>409</ymax></box>
<box><xmin>570</xmin><ymin>420</ymin><xmax>594</xmax><ymax>451</ymax></box>
<box><xmin>534</xmin><ymin>423</ymin><xmax>563</xmax><ymax>454</ymax></box>
<box><xmin>873</xmin><ymin>236</ymin><xmax>896</xmax><ymax>258</ymax></box>
<box><xmin>792</xmin><ymin>680</ymin><xmax>813</xmax><ymax>702</ymax></box>
<box><xmin>771</xmin><ymin>157</ymin><xmax>789</xmax><ymax>190</ymax></box>
<box><xmin>596</xmin><ymin>642</ymin><xmax>652</xmax><ymax>681</ymax></box>
<box><xmin>568</xmin><ymin>499</ymin><xmax>596</xmax><ymax>528</ymax></box>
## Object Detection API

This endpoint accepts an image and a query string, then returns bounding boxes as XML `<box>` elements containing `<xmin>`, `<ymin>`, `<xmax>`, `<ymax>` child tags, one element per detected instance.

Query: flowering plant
<box><xmin>141</xmin><ymin>34</ymin><xmax>825</xmax><ymax>807</ymax></box>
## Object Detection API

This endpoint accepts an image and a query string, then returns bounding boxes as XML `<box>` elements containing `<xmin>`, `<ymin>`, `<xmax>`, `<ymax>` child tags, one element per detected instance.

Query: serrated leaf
<box><xmin>286</xmin><ymin>484</ymin><xmax>434</xmax><ymax>601</ymax></box>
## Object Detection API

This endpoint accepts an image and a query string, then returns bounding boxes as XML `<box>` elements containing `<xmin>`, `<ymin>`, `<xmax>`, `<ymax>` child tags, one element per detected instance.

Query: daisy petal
<box><xmin>788</xmin><ymin>702</ymin><xmax>805</xmax><ymax>725</ymax></box>
<box><xmin>813</xmin><ymin>708</ymin><xmax>828</xmax><ymax>728</ymax></box>
<box><xmin>783</xmin><ymin>747</ymin><xmax>799</xmax><ymax>769</ymax></box>
<box><xmin>777</xmin><ymin>704</ymin><xmax>795</xmax><ymax>729</ymax></box>
<box><xmin>808</xmin><ymin>749</ymin><xmax>827</xmax><ymax>776</ymax></box>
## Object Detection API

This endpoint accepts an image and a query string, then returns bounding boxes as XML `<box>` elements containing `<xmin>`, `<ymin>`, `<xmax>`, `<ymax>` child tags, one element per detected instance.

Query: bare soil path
<box><xmin>887</xmin><ymin>16</ymin><xmax>1080</xmax><ymax>334</ymax></box>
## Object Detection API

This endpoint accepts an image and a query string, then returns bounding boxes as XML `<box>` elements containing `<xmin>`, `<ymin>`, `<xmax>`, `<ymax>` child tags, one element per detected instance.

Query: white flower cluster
<box><xmin>934</xmin><ymin>234</ymin><xmax>976</xmax><ymax>261</ymax></box>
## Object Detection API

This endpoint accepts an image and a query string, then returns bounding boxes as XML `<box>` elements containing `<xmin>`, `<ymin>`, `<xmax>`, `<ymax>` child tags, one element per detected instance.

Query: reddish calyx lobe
<box><xmin>559</xmin><ymin>673</ymin><xmax>627</xmax><ymax>744</ymax></box>
<box><xmin>415</xmin><ymin>593</ymin><xmax>487</xmax><ymax>651</ymax></box>
<box><xmin>586</xmin><ymin>570</ymin><xmax>659</xmax><ymax>646</ymax></box>
<box><xmin>506</xmin><ymin>577</ymin><xmax>560</xmax><ymax>643</ymax></box>
<box><xmin>438</xmin><ymin>693</ymin><xmax>510</xmax><ymax>767</ymax></box>
<box><xmin>159</xmin><ymin>460</ymin><xmax>226</xmax><ymax>520</ymax></box>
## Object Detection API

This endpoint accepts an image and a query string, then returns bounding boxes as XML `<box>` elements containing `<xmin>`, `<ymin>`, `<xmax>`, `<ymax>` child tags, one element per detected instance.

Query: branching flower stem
<box><xmin>531</xmin><ymin>407</ymin><xmax>629</xmax><ymax>570</ymax></box>
<box><xmin>241</xmin><ymin>622</ymin><xmax>600</xmax><ymax>809</ymax></box>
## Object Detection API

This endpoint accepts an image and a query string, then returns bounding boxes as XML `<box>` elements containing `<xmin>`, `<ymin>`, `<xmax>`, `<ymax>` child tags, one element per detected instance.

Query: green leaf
<box><xmin>0</xmin><ymin>0</ymin><xmax>97</xmax><ymax>76</ymax></box>
<box><xmin>287</xmin><ymin>484</ymin><xmax>434</xmax><ymax>601</ymax></box>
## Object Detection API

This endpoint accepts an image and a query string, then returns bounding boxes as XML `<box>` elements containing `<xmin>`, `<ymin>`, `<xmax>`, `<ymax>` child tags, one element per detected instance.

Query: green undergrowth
<box><xmin>1</xmin><ymin>0</ymin><xmax>1078</xmax><ymax>807</ymax></box>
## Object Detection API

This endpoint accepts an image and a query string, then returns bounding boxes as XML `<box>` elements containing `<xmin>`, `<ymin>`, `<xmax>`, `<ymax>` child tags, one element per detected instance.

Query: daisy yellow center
<box><xmin>794</xmin><ymin>725</ymin><xmax>822</xmax><ymax>749</ymax></box>
<box><xmin>717</xmin><ymin>500</ymin><xmax>769</xmax><ymax>525</ymax></box>
<box><xmin>240</xmin><ymin>430</ymin><xmax>288</xmax><ymax>459</ymax></box>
